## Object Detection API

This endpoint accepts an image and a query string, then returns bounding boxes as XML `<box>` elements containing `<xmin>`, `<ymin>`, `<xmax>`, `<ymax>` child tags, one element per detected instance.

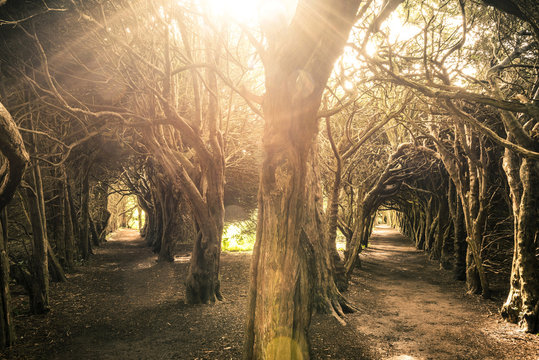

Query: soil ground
<box><xmin>1</xmin><ymin>226</ymin><xmax>538</xmax><ymax>359</ymax></box>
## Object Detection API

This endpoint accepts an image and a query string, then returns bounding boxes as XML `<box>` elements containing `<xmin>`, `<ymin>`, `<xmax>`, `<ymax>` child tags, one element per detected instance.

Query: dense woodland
<box><xmin>0</xmin><ymin>0</ymin><xmax>537</xmax><ymax>358</ymax></box>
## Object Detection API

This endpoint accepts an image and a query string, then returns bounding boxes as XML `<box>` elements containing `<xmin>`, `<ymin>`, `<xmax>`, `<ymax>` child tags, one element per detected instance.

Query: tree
<box><xmin>0</xmin><ymin>101</ymin><xmax>30</xmax><ymax>347</ymax></box>
<box><xmin>356</xmin><ymin>0</ymin><xmax>538</xmax><ymax>330</ymax></box>
<box><xmin>244</xmin><ymin>1</ymin><xmax>368</xmax><ymax>358</ymax></box>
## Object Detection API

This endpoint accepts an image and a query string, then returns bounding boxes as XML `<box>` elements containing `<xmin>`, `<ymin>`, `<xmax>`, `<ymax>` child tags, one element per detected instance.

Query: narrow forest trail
<box><xmin>1</xmin><ymin>227</ymin><xmax>538</xmax><ymax>359</ymax></box>
<box><xmin>3</xmin><ymin>229</ymin><xmax>251</xmax><ymax>359</ymax></box>
<box><xmin>344</xmin><ymin>225</ymin><xmax>539</xmax><ymax>360</ymax></box>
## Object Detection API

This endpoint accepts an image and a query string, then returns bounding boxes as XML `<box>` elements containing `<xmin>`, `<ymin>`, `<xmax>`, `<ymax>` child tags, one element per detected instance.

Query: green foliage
<box><xmin>222</xmin><ymin>211</ymin><xmax>257</xmax><ymax>252</ymax></box>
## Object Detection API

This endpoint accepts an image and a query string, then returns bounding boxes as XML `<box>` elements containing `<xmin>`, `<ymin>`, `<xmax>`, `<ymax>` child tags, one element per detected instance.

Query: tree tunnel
<box><xmin>0</xmin><ymin>0</ymin><xmax>538</xmax><ymax>358</ymax></box>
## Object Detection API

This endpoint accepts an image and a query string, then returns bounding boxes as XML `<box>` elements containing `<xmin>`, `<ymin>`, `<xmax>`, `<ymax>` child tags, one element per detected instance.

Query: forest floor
<box><xmin>1</xmin><ymin>226</ymin><xmax>538</xmax><ymax>359</ymax></box>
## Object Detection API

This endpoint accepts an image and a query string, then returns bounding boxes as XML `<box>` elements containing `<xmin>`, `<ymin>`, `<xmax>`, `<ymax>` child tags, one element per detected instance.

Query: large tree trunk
<box><xmin>501</xmin><ymin>148</ymin><xmax>539</xmax><ymax>333</ymax></box>
<box><xmin>431</xmin><ymin>123</ymin><xmax>490</xmax><ymax>297</ymax></box>
<box><xmin>244</xmin><ymin>2</ymin><xmax>360</xmax><ymax>357</ymax></box>
<box><xmin>184</xmin><ymin>165</ymin><xmax>225</xmax><ymax>303</ymax></box>
<box><xmin>0</xmin><ymin>102</ymin><xmax>29</xmax><ymax>348</ymax></box>
<box><xmin>182</xmin><ymin>63</ymin><xmax>226</xmax><ymax>303</ymax></box>
<box><xmin>0</xmin><ymin>102</ymin><xmax>29</xmax><ymax>210</ymax></box>
<box><xmin>244</xmin><ymin>96</ymin><xmax>318</xmax><ymax>359</ymax></box>
<box><xmin>462</xmin><ymin>138</ymin><xmax>490</xmax><ymax>297</ymax></box>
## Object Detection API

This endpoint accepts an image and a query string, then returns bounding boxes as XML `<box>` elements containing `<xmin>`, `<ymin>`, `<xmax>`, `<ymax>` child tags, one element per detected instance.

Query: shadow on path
<box><xmin>2</xmin><ymin>227</ymin><xmax>538</xmax><ymax>359</ymax></box>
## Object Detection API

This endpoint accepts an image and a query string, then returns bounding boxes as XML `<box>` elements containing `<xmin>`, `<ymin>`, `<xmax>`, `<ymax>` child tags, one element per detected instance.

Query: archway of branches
<box><xmin>0</xmin><ymin>0</ymin><xmax>538</xmax><ymax>357</ymax></box>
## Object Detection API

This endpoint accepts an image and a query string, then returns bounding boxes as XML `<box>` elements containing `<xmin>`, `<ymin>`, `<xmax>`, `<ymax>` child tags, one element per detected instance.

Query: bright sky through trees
<box><xmin>198</xmin><ymin>0</ymin><xmax>296</xmax><ymax>26</ymax></box>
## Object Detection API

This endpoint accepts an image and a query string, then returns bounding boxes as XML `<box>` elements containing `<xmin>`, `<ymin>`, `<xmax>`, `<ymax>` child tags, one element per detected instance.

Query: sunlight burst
<box><xmin>199</xmin><ymin>0</ymin><xmax>296</xmax><ymax>26</ymax></box>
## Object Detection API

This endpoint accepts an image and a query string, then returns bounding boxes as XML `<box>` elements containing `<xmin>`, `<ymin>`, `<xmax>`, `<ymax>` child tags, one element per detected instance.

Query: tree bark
<box><xmin>0</xmin><ymin>101</ymin><xmax>28</xmax><ymax>348</ymax></box>
<box><xmin>62</xmin><ymin>175</ymin><xmax>75</xmax><ymax>270</ymax></box>
<box><xmin>0</xmin><ymin>102</ymin><xmax>30</xmax><ymax>211</ymax></box>
<box><xmin>324</xmin><ymin>118</ymin><xmax>347</xmax><ymax>291</ymax></box>
<box><xmin>448</xmin><ymin>182</ymin><xmax>466</xmax><ymax>280</ymax></box>
<box><xmin>156</xmin><ymin>185</ymin><xmax>185</xmax><ymax>263</ymax></box>
<box><xmin>501</xmin><ymin>147</ymin><xmax>539</xmax><ymax>332</ymax></box>
<box><xmin>244</xmin><ymin>2</ymin><xmax>361</xmax><ymax>357</ymax></box>
<box><xmin>0</xmin><ymin>210</ymin><xmax>14</xmax><ymax>348</ymax></box>
<box><xmin>184</xmin><ymin>162</ymin><xmax>225</xmax><ymax>303</ymax></box>
<box><xmin>437</xmin><ymin>191</ymin><xmax>452</xmax><ymax>267</ymax></box>
<box><xmin>80</xmin><ymin>166</ymin><xmax>90</xmax><ymax>260</ymax></box>
<box><xmin>24</xmin><ymin>177</ymin><xmax>49</xmax><ymax>314</ymax></box>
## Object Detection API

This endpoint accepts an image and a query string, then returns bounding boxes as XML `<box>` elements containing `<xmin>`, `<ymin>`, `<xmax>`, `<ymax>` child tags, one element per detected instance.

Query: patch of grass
<box><xmin>222</xmin><ymin>211</ymin><xmax>257</xmax><ymax>252</ymax></box>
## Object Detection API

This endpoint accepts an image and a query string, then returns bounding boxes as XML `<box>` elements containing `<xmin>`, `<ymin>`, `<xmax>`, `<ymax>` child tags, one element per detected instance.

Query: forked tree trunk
<box><xmin>501</xmin><ymin>149</ymin><xmax>539</xmax><ymax>333</ymax></box>
<box><xmin>184</xmin><ymin>168</ymin><xmax>225</xmax><ymax>303</ymax></box>
<box><xmin>185</xmin><ymin>223</ymin><xmax>223</xmax><ymax>303</ymax></box>
<box><xmin>182</xmin><ymin>50</ymin><xmax>226</xmax><ymax>303</ymax></box>
<box><xmin>462</xmin><ymin>129</ymin><xmax>491</xmax><ymax>297</ymax></box>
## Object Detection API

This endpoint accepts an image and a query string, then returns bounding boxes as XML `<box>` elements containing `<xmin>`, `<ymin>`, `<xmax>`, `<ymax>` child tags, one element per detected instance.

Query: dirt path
<box><xmin>3</xmin><ymin>230</ymin><xmax>251</xmax><ymax>359</ymax></box>
<box><xmin>345</xmin><ymin>225</ymin><xmax>539</xmax><ymax>360</ymax></box>
<box><xmin>1</xmin><ymin>227</ymin><xmax>537</xmax><ymax>359</ymax></box>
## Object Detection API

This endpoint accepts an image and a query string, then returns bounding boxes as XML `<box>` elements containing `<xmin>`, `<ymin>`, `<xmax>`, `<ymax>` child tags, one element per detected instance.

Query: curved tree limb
<box><xmin>0</xmin><ymin>102</ymin><xmax>30</xmax><ymax>210</ymax></box>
